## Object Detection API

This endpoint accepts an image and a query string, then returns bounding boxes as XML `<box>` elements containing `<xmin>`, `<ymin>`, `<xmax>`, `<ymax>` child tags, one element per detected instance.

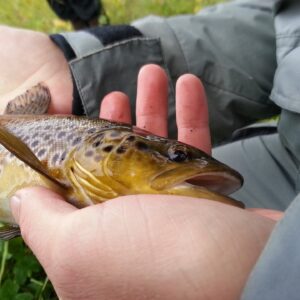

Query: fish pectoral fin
<box><xmin>0</xmin><ymin>224</ymin><xmax>21</xmax><ymax>240</ymax></box>
<box><xmin>4</xmin><ymin>83</ymin><xmax>50</xmax><ymax>115</ymax></box>
<box><xmin>0</xmin><ymin>125</ymin><xmax>67</xmax><ymax>190</ymax></box>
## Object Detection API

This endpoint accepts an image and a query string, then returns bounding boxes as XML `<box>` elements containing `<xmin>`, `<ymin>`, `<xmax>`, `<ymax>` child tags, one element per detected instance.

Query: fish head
<box><xmin>67</xmin><ymin>127</ymin><xmax>243</xmax><ymax>206</ymax></box>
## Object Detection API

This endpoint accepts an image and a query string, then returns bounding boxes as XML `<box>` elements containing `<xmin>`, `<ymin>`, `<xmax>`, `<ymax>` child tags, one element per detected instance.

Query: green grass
<box><xmin>0</xmin><ymin>0</ymin><xmax>226</xmax><ymax>32</ymax></box>
<box><xmin>0</xmin><ymin>0</ymin><xmax>225</xmax><ymax>298</ymax></box>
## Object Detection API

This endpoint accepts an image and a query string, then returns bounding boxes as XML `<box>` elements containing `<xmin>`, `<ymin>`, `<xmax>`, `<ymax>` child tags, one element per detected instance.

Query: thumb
<box><xmin>247</xmin><ymin>208</ymin><xmax>284</xmax><ymax>221</ymax></box>
<box><xmin>10</xmin><ymin>186</ymin><xmax>76</xmax><ymax>265</ymax></box>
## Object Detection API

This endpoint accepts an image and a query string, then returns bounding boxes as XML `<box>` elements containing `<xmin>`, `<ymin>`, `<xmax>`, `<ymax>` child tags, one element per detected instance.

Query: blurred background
<box><xmin>0</xmin><ymin>0</ymin><xmax>226</xmax><ymax>32</ymax></box>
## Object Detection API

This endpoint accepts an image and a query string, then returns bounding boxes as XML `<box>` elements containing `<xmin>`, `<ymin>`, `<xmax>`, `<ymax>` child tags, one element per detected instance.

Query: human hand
<box><xmin>99</xmin><ymin>64</ymin><xmax>284</xmax><ymax>221</ymax></box>
<box><xmin>100</xmin><ymin>64</ymin><xmax>211</xmax><ymax>154</ymax></box>
<box><xmin>10</xmin><ymin>65</ymin><xmax>279</xmax><ymax>299</ymax></box>
<box><xmin>0</xmin><ymin>26</ymin><xmax>72</xmax><ymax>114</ymax></box>
<box><xmin>12</xmin><ymin>189</ymin><xmax>275</xmax><ymax>300</ymax></box>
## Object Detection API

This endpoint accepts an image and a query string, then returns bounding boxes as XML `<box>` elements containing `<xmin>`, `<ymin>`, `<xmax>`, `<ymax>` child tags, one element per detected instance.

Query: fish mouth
<box><xmin>151</xmin><ymin>163</ymin><xmax>243</xmax><ymax>196</ymax></box>
<box><xmin>150</xmin><ymin>165</ymin><xmax>244</xmax><ymax>208</ymax></box>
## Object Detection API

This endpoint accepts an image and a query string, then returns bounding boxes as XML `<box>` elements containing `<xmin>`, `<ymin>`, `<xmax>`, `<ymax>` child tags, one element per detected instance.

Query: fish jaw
<box><xmin>160</xmin><ymin>182</ymin><xmax>244</xmax><ymax>208</ymax></box>
<box><xmin>148</xmin><ymin>164</ymin><xmax>244</xmax><ymax>208</ymax></box>
<box><xmin>150</xmin><ymin>160</ymin><xmax>243</xmax><ymax>196</ymax></box>
<box><xmin>186</xmin><ymin>170</ymin><xmax>243</xmax><ymax>195</ymax></box>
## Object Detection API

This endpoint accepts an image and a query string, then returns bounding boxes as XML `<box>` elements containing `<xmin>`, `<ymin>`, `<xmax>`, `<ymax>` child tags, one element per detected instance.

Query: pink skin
<box><xmin>176</xmin><ymin>74</ymin><xmax>211</xmax><ymax>154</ymax></box>
<box><xmin>100</xmin><ymin>91</ymin><xmax>132</xmax><ymax>124</ymax></box>
<box><xmin>0</xmin><ymin>26</ymin><xmax>283</xmax><ymax>299</ymax></box>
<box><xmin>11</xmin><ymin>189</ymin><xmax>275</xmax><ymax>300</ymax></box>
<box><xmin>0</xmin><ymin>26</ymin><xmax>72</xmax><ymax>114</ymax></box>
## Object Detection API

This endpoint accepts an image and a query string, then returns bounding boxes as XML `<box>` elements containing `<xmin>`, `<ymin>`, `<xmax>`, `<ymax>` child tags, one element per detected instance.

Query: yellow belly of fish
<box><xmin>0</xmin><ymin>161</ymin><xmax>62</xmax><ymax>224</ymax></box>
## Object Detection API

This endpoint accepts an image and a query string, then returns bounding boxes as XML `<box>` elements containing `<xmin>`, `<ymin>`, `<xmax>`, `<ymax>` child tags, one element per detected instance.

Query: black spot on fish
<box><xmin>95</xmin><ymin>133</ymin><xmax>104</xmax><ymax>140</ymax></box>
<box><xmin>52</xmin><ymin>153</ymin><xmax>59</xmax><ymax>165</ymax></box>
<box><xmin>85</xmin><ymin>150</ymin><xmax>94</xmax><ymax>157</ymax></box>
<box><xmin>32</xmin><ymin>133</ymin><xmax>39</xmax><ymax>139</ymax></box>
<box><xmin>72</xmin><ymin>136</ymin><xmax>82</xmax><ymax>146</ymax></box>
<box><xmin>44</xmin><ymin>134</ymin><xmax>51</xmax><ymax>141</ymax></box>
<box><xmin>87</xmin><ymin>127</ymin><xmax>97</xmax><ymax>134</ymax></box>
<box><xmin>58</xmin><ymin>131</ymin><xmax>66</xmax><ymax>138</ymax></box>
<box><xmin>93</xmin><ymin>141</ymin><xmax>101</xmax><ymax>148</ymax></box>
<box><xmin>31</xmin><ymin>140</ymin><xmax>39</xmax><ymax>147</ymax></box>
<box><xmin>37</xmin><ymin>148</ymin><xmax>46</xmax><ymax>158</ymax></box>
<box><xmin>116</xmin><ymin>145</ymin><xmax>127</xmax><ymax>154</ymax></box>
<box><xmin>126</xmin><ymin>135</ymin><xmax>135</xmax><ymax>142</ymax></box>
<box><xmin>45</xmin><ymin>125</ymin><xmax>52</xmax><ymax>130</ymax></box>
<box><xmin>67</xmin><ymin>134</ymin><xmax>74</xmax><ymax>141</ymax></box>
<box><xmin>60</xmin><ymin>151</ymin><xmax>67</xmax><ymax>161</ymax></box>
<box><xmin>103</xmin><ymin>145</ymin><xmax>113</xmax><ymax>152</ymax></box>
<box><xmin>135</xmin><ymin>141</ymin><xmax>148</xmax><ymax>151</ymax></box>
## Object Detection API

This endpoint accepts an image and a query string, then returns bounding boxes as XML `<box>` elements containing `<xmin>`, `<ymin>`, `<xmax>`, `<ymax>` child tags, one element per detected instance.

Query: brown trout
<box><xmin>0</xmin><ymin>114</ymin><xmax>244</xmax><ymax>239</ymax></box>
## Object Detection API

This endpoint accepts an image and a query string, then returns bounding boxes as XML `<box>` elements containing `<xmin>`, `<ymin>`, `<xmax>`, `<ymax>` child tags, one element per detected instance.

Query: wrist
<box><xmin>46</xmin><ymin>37</ymin><xmax>73</xmax><ymax>114</ymax></box>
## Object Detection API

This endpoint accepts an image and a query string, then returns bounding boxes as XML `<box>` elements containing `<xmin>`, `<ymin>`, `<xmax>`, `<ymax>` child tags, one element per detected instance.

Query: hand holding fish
<box><xmin>100</xmin><ymin>64</ymin><xmax>212</xmax><ymax>154</ymax></box>
<box><xmin>8</xmin><ymin>65</ymin><xmax>280</xmax><ymax>299</ymax></box>
<box><xmin>11</xmin><ymin>188</ymin><xmax>275</xmax><ymax>300</ymax></box>
<box><xmin>0</xmin><ymin>26</ymin><xmax>72</xmax><ymax>114</ymax></box>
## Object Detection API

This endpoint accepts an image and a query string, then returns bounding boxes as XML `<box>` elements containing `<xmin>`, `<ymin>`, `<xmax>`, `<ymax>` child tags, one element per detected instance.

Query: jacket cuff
<box><xmin>50</xmin><ymin>26</ymin><xmax>147</xmax><ymax>116</ymax></box>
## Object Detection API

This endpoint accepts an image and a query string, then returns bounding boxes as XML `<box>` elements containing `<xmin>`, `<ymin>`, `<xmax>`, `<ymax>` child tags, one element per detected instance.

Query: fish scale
<box><xmin>0</xmin><ymin>116</ymin><xmax>126</xmax><ymax>169</ymax></box>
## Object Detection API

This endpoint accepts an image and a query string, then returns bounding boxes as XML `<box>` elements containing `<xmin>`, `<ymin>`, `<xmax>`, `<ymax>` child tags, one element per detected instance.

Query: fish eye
<box><xmin>168</xmin><ymin>148</ymin><xmax>188</xmax><ymax>162</ymax></box>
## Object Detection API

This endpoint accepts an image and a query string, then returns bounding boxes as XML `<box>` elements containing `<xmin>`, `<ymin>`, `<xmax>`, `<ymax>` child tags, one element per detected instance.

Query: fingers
<box><xmin>247</xmin><ymin>208</ymin><xmax>284</xmax><ymax>221</ymax></box>
<box><xmin>10</xmin><ymin>187</ymin><xmax>76</xmax><ymax>267</ymax></box>
<box><xmin>100</xmin><ymin>91</ymin><xmax>131</xmax><ymax>124</ymax></box>
<box><xmin>176</xmin><ymin>74</ymin><xmax>211</xmax><ymax>154</ymax></box>
<box><xmin>136</xmin><ymin>64</ymin><xmax>168</xmax><ymax>137</ymax></box>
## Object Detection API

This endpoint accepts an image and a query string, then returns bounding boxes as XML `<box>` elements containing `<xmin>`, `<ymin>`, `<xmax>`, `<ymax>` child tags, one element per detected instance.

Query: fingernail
<box><xmin>10</xmin><ymin>195</ymin><xmax>21</xmax><ymax>224</ymax></box>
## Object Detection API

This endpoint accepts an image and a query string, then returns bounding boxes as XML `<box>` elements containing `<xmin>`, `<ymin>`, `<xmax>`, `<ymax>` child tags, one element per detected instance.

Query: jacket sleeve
<box><xmin>241</xmin><ymin>192</ymin><xmax>300</xmax><ymax>300</ymax></box>
<box><xmin>50</xmin><ymin>25</ymin><xmax>171</xmax><ymax>128</ymax></box>
<box><xmin>50</xmin><ymin>0</ymin><xmax>280</xmax><ymax>143</ymax></box>
<box><xmin>270</xmin><ymin>0</ymin><xmax>300</xmax><ymax>163</ymax></box>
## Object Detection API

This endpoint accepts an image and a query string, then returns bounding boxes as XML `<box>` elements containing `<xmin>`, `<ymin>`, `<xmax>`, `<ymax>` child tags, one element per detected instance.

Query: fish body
<box><xmin>0</xmin><ymin>115</ymin><xmax>243</xmax><ymax>238</ymax></box>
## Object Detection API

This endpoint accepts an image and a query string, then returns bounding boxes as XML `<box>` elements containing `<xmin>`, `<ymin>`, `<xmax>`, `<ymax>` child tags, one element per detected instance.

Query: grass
<box><xmin>0</xmin><ymin>0</ymin><xmax>225</xmax><ymax>298</ymax></box>
<box><xmin>0</xmin><ymin>0</ymin><xmax>226</xmax><ymax>32</ymax></box>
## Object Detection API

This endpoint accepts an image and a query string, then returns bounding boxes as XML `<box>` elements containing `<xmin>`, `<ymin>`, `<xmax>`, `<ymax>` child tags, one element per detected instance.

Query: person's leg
<box><xmin>213</xmin><ymin>133</ymin><xmax>298</xmax><ymax>210</ymax></box>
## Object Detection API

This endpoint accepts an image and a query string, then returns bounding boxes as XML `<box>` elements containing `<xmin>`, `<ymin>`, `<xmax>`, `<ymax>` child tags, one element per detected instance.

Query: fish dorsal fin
<box><xmin>4</xmin><ymin>83</ymin><xmax>50</xmax><ymax>115</ymax></box>
<box><xmin>0</xmin><ymin>125</ymin><xmax>67</xmax><ymax>189</ymax></box>
<box><xmin>0</xmin><ymin>225</ymin><xmax>20</xmax><ymax>240</ymax></box>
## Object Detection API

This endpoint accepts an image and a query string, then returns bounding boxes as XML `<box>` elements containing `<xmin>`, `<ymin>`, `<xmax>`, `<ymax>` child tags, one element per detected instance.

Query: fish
<box><xmin>0</xmin><ymin>84</ymin><xmax>244</xmax><ymax>239</ymax></box>
<box><xmin>3</xmin><ymin>84</ymin><xmax>50</xmax><ymax>115</ymax></box>
<box><xmin>0</xmin><ymin>115</ymin><xmax>244</xmax><ymax>239</ymax></box>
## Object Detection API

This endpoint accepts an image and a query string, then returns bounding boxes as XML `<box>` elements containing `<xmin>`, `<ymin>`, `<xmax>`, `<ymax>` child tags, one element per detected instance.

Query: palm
<box><xmin>29</xmin><ymin>194</ymin><xmax>273</xmax><ymax>300</ymax></box>
<box><xmin>0</xmin><ymin>26</ymin><xmax>72</xmax><ymax>114</ymax></box>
